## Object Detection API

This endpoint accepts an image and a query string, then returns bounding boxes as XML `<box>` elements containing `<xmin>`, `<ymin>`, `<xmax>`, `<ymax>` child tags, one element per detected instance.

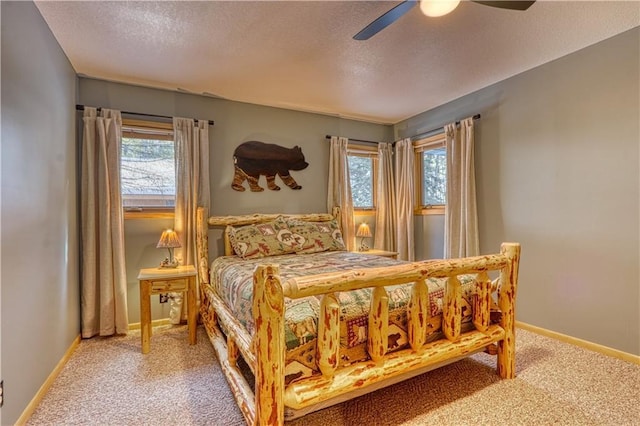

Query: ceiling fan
<box><xmin>354</xmin><ymin>0</ymin><xmax>536</xmax><ymax>40</ymax></box>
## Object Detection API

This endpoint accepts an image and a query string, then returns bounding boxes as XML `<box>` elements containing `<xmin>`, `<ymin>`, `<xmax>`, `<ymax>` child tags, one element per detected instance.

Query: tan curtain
<box><xmin>80</xmin><ymin>107</ymin><xmax>128</xmax><ymax>338</ymax></box>
<box><xmin>327</xmin><ymin>136</ymin><xmax>355</xmax><ymax>251</ymax></box>
<box><xmin>173</xmin><ymin>117</ymin><xmax>210</xmax><ymax>289</ymax></box>
<box><xmin>395</xmin><ymin>138</ymin><xmax>415</xmax><ymax>261</ymax></box>
<box><xmin>444</xmin><ymin>117</ymin><xmax>479</xmax><ymax>258</ymax></box>
<box><xmin>374</xmin><ymin>142</ymin><xmax>396</xmax><ymax>251</ymax></box>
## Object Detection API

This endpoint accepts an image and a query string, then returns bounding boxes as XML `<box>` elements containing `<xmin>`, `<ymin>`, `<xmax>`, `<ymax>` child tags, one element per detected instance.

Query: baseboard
<box><xmin>15</xmin><ymin>334</ymin><xmax>81</xmax><ymax>425</ymax></box>
<box><xmin>516</xmin><ymin>321</ymin><xmax>640</xmax><ymax>365</ymax></box>
<box><xmin>128</xmin><ymin>318</ymin><xmax>173</xmax><ymax>330</ymax></box>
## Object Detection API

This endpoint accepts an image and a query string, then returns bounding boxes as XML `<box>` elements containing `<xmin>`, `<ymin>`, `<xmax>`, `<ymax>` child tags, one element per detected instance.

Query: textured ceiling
<box><xmin>35</xmin><ymin>1</ymin><xmax>639</xmax><ymax>124</ymax></box>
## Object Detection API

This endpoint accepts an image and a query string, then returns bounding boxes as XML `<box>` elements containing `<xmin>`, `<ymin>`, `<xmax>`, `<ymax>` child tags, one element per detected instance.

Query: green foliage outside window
<box><xmin>348</xmin><ymin>155</ymin><xmax>374</xmax><ymax>209</ymax></box>
<box><xmin>422</xmin><ymin>147</ymin><xmax>446</xmax><ymax>206</ymax></box>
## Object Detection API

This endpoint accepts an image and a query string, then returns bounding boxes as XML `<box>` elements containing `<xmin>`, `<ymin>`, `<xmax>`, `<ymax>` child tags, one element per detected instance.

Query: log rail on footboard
<box><xmin>195</xmin><ymin>207</ymin><xmax>521</xmax><ymax>426</ymax></box>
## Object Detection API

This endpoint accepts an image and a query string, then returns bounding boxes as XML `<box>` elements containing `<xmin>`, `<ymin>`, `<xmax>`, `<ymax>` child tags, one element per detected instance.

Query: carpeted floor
<box><xmin>27</xmin><ymin>325</ymin><xmax>640</xmax><ymax>425</ymax></box>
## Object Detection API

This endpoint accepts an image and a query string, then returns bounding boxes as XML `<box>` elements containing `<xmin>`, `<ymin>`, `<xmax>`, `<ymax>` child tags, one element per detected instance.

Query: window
<box><xmin>414</xmin><ymin>133</ymin><xmax>446</xmax><ymax>214</ymax></box>
<box><xmin>121</xmin><ymin>119</ymin><xmax>175</xmax><ymax>218</ymax></box>
<box><xmin>347</xmin><ymin>146</ymin><xmax>378</xmax><ymax>210</ymax></box>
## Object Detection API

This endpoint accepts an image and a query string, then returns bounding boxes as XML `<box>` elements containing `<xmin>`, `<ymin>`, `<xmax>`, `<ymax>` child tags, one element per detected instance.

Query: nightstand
<box><xmin>138</xmin><ymin>265</ymin><xmax>197</xmax><ymax>354</ymax></box>
<box><xmin>358</xmin><ymin>249</ymin><xmax>399</xmax><ymax>259</ymax></box>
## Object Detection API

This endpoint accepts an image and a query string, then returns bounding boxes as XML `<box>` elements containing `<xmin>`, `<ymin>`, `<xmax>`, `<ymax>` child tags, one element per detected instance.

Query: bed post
<box><xmin>196</xmin><ymin>207</ymin><xmax>209</xmax><ymax>286</ymax></box>
<box><xmin>196</xmin><ymin>207</ymin><xmax>213</xmax><ymax>329</ymax></box>
<box><xmin>497</xmin><ymin>243</ymin><xmax>521</xmax><ymax>379</ymax></box>
<box><xmin>331</xmin><ymin>206</ymin><xmax>341</xmax><ymax>221</ymax></box>
<box><xmin>253</xmin><ymin>264</ymin><xmax>286</xmax><ymax>426</ymax></box>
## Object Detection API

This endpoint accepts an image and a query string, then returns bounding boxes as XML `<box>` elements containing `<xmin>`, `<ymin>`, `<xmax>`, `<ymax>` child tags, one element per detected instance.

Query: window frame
<box><xmin>347</xmin><ymin>144</ymin><xmax>378</xmax><ymax>213</ymax></box>
<box><xmin>413</xmin><ymin>133</ymin><xmax>446</xmax><ymax>215</ymax></box>
<box><xmin>121</xmin><ymin>119</ymin><xmax>176</xmax><ymax>220</ymax></box>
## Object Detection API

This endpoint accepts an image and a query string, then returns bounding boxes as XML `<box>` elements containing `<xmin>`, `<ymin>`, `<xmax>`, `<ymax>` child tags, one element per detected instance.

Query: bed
<box><xmin>195</xmin><ymin>207</ymin><xmax>520</xmax><ymax>425</ymax></box>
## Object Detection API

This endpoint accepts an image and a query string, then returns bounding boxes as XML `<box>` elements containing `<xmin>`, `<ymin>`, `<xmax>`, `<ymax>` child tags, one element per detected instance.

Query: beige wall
<box><xmin>396</xmin><ymin>28</ymin><xmax>640</xmax><ymax>355</ymax></box>
<box><xmin>78</xmin><ymin>78</ymin><xmax>392</xmax><ymax>323</ymax></box>
<box><xmin>1</xmin><ymin>2</ymin><xmax>79</xmax><ymax>423</ymax></box>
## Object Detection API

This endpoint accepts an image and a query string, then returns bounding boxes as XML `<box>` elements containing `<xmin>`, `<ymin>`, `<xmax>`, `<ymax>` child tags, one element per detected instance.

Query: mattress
<box><xmin>208</xmin><ymin>251</ymin><xmax>481</xmax><ymax>382</ymax></box>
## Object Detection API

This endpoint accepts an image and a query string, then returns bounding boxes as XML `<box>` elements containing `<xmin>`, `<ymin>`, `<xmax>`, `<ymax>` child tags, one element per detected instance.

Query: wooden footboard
<box><xmin>196</xmin><ymin>207</ymin><xmax>521</xmax><ymax>426</ymax></box>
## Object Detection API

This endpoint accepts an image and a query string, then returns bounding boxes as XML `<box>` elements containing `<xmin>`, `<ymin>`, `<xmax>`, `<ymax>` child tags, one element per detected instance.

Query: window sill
<box><xmin>415</xmin><ymin>207</ymin><xmax>445</xmax><ymax>216</ymax></box>
<box><xmin>124</xmin><ymin>209</ymin><xmax>175</xmax><ymax>220</ymax></box>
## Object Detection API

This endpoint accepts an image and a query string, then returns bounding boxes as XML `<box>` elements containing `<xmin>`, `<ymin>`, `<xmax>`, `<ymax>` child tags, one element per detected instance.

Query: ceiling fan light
<box><xmin>419</xmin><ymin>0</ymin><xmax>461</xmax><ymax>17</ymax></box>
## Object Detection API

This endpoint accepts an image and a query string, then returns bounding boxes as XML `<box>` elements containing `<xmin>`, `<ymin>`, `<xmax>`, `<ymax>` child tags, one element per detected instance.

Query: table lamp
<box><xmin>356</xmin><ymin>223</ymin><xmax>372</xmax><ymax>251</ymax></box>
<box><xmin>157</xmin><ymin>229</ymin><xmax>181</xmax><ymax>268</ymax></box>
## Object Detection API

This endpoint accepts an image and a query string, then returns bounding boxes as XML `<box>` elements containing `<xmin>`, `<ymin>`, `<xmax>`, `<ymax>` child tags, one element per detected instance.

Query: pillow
<box><xmin>228</xmin><ymin>217</ymin><xmax>299</xmax><ymax>259</ymax></box>
<box><xmin>287</xmin><ymin>218</ymin><xmax>346</xmax><ymax>254</ymax></box>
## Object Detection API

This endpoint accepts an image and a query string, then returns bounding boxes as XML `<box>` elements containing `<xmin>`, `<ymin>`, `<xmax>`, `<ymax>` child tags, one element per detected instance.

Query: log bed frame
<box><xmin>195</xmin><ymin>207</ymin><xmax>521</xmax><ymax>425</ymax></box>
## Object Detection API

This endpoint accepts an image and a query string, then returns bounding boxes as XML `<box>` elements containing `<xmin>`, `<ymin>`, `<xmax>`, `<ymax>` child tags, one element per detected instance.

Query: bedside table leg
<box><xmin>140</xmin><ymin>280</ymin><xmax>152</xmax><ymax>354</ymax></box>
<box><xmin>188</xmin><ymin>275</ymin><xmax>197</xmax><ymax>345</ymax></box>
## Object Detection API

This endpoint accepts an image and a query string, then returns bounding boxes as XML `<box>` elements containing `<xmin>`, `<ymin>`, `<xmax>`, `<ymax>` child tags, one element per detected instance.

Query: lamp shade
<box><xmin>157</xmin><ymin>229</ymin><xmax>181</xmax><ymax>249</ymax></box>
<box><xmin>356</xmin><ymin>223</ymin><xmax>372</xmax><ymax>238</ymax></box>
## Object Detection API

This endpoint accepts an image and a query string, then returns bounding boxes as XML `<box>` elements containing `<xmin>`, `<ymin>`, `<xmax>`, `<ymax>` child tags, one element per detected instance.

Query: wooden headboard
<box><xmin>195</xmin><ymin>207</ymin><xmax>340</xmax><ymax>284</ymax></box>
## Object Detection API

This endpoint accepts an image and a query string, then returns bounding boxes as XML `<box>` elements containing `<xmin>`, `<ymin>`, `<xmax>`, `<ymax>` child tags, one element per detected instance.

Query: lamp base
<box><xmin>159</xmin><ymin>257</ymin><xmax>179</xmax><ymax>268</ymax></box>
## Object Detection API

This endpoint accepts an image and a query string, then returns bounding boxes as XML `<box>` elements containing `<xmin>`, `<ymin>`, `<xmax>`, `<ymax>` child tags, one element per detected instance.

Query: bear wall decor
<box><xmin>232</xmin><ymin>141</ymin><xmax>309</xmax><ymax>192</ymax></box>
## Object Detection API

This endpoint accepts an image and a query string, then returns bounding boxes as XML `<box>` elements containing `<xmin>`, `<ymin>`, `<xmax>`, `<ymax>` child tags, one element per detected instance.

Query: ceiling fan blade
<box><xmin>472</xmin><ymin>1</ymin><xmax>535</xmax><ymax>11</ymax></box>
<box><xmin>353</xmin><ymin>0</ymin><xmax>418</xmax><ymax>41</ymax></box>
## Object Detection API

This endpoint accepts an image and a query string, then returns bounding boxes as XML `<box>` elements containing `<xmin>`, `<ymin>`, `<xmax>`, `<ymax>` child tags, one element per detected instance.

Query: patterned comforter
<box><xmin>208</xmin><ymin>251</ymin><xmax>480</xmax><ymax>381</ymax></box>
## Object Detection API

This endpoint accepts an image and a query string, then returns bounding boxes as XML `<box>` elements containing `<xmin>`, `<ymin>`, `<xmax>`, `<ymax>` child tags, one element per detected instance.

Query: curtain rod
<box><xmin>410</xmin><ymin>114</ymin><xmax>480</xmax><ymax>141</ymax></box>
<box><xmin>325</xmin><ymin>113</ymin><xmax>481</xmax><ymax>146</ymax></box>
<box><xmin>324</xmin><ymin>135</ymin><xmax>384</xmax><ymax>145</ymax></box>
<box><xmin>75</xmin><ymin>104</ymin><xmax>214</xmax><ymax>126</ymax></box>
